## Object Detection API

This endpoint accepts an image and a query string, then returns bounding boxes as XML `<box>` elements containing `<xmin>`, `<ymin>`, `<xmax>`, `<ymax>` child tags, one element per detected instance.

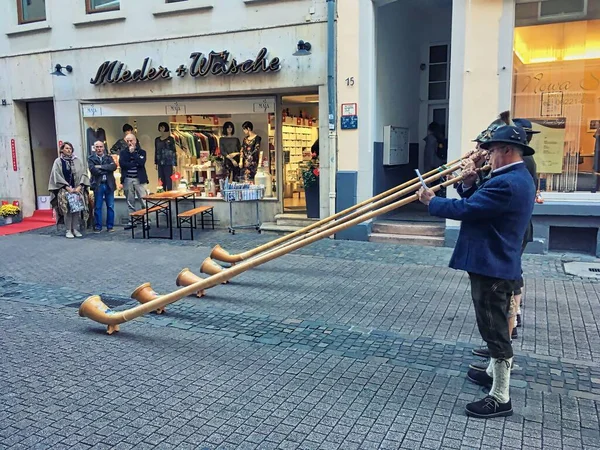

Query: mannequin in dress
<box><xmin>241</xmin><ymin>121</ymin><xmax>262</xmax><ymax>181</ymax></box>
<box><xmin>155</xmin><ymin>122</ymin><xmax>177</xmax><ymax>191</ymax></box>
<box><xmin>219</xmin><ymin>121</ymin><xmax>241</xmax><ymax>182</ymax></box>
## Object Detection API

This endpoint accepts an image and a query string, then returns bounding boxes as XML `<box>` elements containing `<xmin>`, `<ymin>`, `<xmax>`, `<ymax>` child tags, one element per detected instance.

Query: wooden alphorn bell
<box><xmin>79</xmin><ymin>163</ymin><xmax>486</xmax><ymax>334</ymax></box>
<box><xmin>176</xmin><ymin>268</ymin><xmax>206</xmax><ymax>298</ymax></box>
<box><xmin>130</xmin><ymin>282</ymin><xmax>166</xmax><ymax>316</ymax></box>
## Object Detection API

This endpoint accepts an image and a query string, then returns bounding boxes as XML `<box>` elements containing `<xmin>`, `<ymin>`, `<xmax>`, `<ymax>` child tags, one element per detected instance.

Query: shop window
<box><xmin>82</xmin><ymin>112</ymin><xmax>278</xmax><ymax>201</ymax></box>
<box><xmin>17</xmin><ymin>0</ymin><xmax>46</xmax><ymax>24</ymax></box>
<box><xmin>539</xmin><ymin>0</ymin><xmax>587</xmax><ymax>19</ymax></box>
<box><xmin>512</xmin><ymin>19</ymin><xmax>600</xmax><ymax>193</ymax></box>
<box><xmin>86</xmin><ymin>0</ymin><xmax>119</xmax><ymax>14</ymax></box>
<box><xmin>428</xmin><ymin>45</ymin><xmax>449</xmax><ymax>101</ymax></box>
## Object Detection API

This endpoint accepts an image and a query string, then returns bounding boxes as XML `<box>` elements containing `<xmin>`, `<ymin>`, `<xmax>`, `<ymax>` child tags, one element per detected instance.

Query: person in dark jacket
<box><xmin>88</xmin><ymin>141</ymin><xmax>117</xmax><ymax>232</ymax></box>
<box><xmin>119</xmin><ymin>133</ymin><xmax>150</xmax><ymax>230</ymax></box>
<box><xmin>418</xmin><ymin>125</ymin><xmax>535</xmax><ymax>419</ymax></box>
<box><xmin>511</xmin><ymin>118</ymin><xmax>538</xmax><ymax>331</ymax></box>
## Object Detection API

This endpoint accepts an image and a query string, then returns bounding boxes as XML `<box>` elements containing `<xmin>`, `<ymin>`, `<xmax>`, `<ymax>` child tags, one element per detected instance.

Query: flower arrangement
<box><xmin>0</xmin><ymin>204</ymin><xmax>20</xmax><ymax>217</ymax></box>
<box><xmin>302</xmin><ymin>157</ymin><xmax>320</xmax><ymax>188</ymax></box>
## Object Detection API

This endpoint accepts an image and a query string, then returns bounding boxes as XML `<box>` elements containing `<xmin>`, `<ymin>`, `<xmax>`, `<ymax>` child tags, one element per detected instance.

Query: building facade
<box><xmin>0</xmin><ymin>0</ymin><xmax>332</xmax><ymax>227</ymax></box>
<box><xmin>336</xmin><ymin>0</ymin><xmax>600</xmax><ymax>257</ymax></box>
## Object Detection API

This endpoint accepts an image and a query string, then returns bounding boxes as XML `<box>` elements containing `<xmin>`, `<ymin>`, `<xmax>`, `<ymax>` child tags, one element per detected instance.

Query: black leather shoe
<box><xmin>511</xmin><ymin>328</ymin><xmax>518</xmax><ymax>339</ymax></box>
<box><xmin>467</xmin><ymin>368</ymin><xmax>493</xmax><ymax>388</ymax></box>
<box><xmin>472</xmin><ymin>347</ymin><xmax>490</xmax><ymax>358</ymax></box>
<box><xmin>465</xmin><ymin>396</ymin><xmax>513</xmax><ymax>419</ymax></box>
<box><xmin>469</xmin><ymin>361</ymin><xmax>489</xmax><ymax>372</ymax></box>
<box><xmin>516</xmin><ymin>314</ymin><xmax>522</xmax><ymax>327</ymax></box>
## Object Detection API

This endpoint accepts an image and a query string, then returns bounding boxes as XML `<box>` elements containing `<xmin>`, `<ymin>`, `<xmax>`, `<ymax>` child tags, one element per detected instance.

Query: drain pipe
<box><xmin>327</xmin><ymin>0</ymin><xmax>338</xmax><ymax>228</ymax></box>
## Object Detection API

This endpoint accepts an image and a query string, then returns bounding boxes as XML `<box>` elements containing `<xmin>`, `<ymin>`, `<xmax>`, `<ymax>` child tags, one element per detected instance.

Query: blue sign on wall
<box><xmin>341</xmin><ymin>115</ymin><xmax>358</xmax><ymax>130</ymax></box>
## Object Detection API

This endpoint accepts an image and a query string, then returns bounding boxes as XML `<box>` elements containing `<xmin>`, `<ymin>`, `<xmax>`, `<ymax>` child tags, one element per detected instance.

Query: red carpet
<box><xmin>0</xmin><ymin>210</ymin><xmax>55</xmax><ymax>236</ymax></box>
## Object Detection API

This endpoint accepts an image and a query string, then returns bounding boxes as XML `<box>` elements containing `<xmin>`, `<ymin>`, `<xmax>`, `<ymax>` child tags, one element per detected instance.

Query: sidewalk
<box><xmin>0</xmin><ymin>229</ymin><xmax>599</xmax><ymax>449</ymax></box>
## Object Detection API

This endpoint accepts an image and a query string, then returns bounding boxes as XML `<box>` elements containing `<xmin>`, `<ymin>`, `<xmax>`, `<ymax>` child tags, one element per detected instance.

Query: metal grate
<box><xmin>589</xmin><ymin>268</ymin><xmax>600</xmax><ymax>273</ymax></box>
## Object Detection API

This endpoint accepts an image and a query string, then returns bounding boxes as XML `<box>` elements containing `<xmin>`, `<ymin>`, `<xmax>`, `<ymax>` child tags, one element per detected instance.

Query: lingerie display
<box><xmin>241</xmin><ymin>135</ymin><xmax>262</xmax><ymax>181</ymax></box>
<box><xmin>220</xmin><ymin>136</ymin><xmax>242</xmax><ymax>181</ymax></box>
<box><xmin>86</xmin><ymin>127</ymin><xmax>107</xmax><ymax>157</ymax></box>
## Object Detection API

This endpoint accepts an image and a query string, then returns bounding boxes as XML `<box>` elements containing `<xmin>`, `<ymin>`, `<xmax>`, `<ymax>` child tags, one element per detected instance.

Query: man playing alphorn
<box><xmin>417</xmin><ymin>125</ymin><xmax>535</xmax><ymax>419</ymax></box>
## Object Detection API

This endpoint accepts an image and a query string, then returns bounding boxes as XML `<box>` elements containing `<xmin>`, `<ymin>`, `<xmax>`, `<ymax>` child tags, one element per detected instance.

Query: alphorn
<box><xmin>209</xmin><ymin>150</ymin><xmax>487</xmax><ymax>266</ymax></box>
<box><xmin>79</xmin><ymin>165</ymin><xmax>485</xmax><ymax>334</ymax></box>
<box><xmin>205</xmin><ymin>153</ymin><xmax>486</xmax><ymax>275</ymax></box>
<box><xmin>203</xmin><ymin>161</ymin><xmax>463</xmax><ymax>277</ymax></box>
<box><xmin>211</xmin><ymin>151</ymin><xmax>485</xmax><ymax>264</ymax></box>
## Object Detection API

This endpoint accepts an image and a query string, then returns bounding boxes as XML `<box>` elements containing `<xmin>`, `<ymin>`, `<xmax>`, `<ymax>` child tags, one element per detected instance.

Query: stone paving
<box><xmin>1</xmin><ymin>226</ymin><xmax>600</xmax><ymax>449</ymax></box>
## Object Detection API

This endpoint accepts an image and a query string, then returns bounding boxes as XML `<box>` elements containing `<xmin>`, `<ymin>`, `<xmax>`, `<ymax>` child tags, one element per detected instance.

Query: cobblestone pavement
<box><xmin>1</xmin><ymin>226</ymin><xmax>600</xmax><ymax>449</ymax></box>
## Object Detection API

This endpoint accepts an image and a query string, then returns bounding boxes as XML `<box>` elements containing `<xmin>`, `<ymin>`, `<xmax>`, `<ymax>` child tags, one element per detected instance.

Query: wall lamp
<box><xmin>293</xmin><ymin>40</ymin><xmax>312</xmax><ymax>56</ymax></box>
<box><xmin>51</xmin><ymin>64</ymin><xmax>73</xmax><ymax>76</ymax></box>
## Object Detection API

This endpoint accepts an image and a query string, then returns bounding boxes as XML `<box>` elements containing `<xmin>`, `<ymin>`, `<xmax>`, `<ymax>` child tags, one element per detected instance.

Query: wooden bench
<box><xmin>177</xmin><ymin>206</ymin><xmax>214</xmax><ymax>240</ymax></box>
<box><xmin>129</xmin><ymin>205</ymin><xmax>168</xmax><ymax>239</ymax></box>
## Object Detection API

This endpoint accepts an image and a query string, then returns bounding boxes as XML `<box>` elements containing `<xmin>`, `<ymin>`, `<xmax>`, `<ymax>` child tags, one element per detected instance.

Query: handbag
<box><xmin>66</xmin><ymin>192</ymin><xmax>85</xmax><ymax>213</ymax></box>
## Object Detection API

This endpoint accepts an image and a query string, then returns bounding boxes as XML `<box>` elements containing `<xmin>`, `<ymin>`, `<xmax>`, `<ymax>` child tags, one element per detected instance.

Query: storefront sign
<box><xmin>90</xmin><ymin>48</ymin><xmax>281</xmax><ymax>86</ymax></box>
<box><xmin>528</xmin><ymin>118</ymin><xmax>566</xmax><ymax>174</ymax></box>
<box><xmin>10</xmin><ymin>139</ymin><xmax>17</xmax><ymax>171</ymax></box>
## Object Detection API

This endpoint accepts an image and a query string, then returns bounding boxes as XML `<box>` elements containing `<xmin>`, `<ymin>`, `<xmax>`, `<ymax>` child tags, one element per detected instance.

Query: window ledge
<box><xmin>244</xmin><ymin>0</ymin><xmax>298</xmax><ymax>3</ymax></box>
<box><xmin>153</xmin><ymin>1</ymin><xmax>213</xmax><ymax>17</ymax></box>
<box><xmin>5</xmin><ymin>21</ymin><xmax>51</xmax><ymax>37</ymax></box>
<box><xmin>73</xmin><ymin>11</ymin><xmax>126</xmax><ymax>27</ymax></box>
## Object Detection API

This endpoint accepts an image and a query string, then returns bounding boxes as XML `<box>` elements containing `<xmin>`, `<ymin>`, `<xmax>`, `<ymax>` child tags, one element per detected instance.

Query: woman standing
<box><xmin>240</xmin><ymin>121</ymin><xmax>262</xmax><ymax>181</ymax></box>
<box><xmin>48</xmin><ymin>142</ymin><xmax>91</xmax><ymax>238</ymax></box>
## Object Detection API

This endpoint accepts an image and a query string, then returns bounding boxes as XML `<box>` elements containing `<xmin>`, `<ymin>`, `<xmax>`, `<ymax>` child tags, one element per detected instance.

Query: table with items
<box><xmin>142</xmin><ymin>190</ymin><xmax>197</xmax><ymax>240</ymax></box>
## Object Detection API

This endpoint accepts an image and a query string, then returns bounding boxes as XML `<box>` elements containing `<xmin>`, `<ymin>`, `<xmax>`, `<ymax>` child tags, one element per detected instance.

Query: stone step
<box><xmin>368</xmin><ymin>233</ymin><xmax>445</xmax><ymax>247</ymax></box>
<box><xmin>275</xmin><ymin>213</ymin><xmax>318</xmax><ymax>227</ymax></box>
<box><xmin>371</xmin><ymin>220</ymin><xmax>444</xmax><ymax>237</ymax></box>
<box><xmin>260</xmin><ymin>222</ymin><xmax>302</xmax><ymax>234</ymax></box>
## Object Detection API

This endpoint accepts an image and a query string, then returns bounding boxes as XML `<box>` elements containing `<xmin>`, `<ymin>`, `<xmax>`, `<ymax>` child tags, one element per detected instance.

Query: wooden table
<box><xmin>143</xmin><ymin>190</ymin><xmax>197</xmax><ymax>240</ymax></box>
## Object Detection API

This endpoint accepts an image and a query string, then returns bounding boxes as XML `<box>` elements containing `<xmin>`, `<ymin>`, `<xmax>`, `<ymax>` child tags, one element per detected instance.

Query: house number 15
<box><xmin>345</xmin><ymin>77</ymin><xmax>355</xmax><ymax>86</ymax></box>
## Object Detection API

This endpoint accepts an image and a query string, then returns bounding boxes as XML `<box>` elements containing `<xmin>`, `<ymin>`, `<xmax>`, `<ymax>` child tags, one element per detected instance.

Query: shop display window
<box><xmin>512</xmin><ymin>19</ymin><xmax>600</xmax><ymax>193</ymax></box>
<box><xmin>83</xmin><ymin>113</ymin><xmax>275</xmax><ymax>199</ymax></box>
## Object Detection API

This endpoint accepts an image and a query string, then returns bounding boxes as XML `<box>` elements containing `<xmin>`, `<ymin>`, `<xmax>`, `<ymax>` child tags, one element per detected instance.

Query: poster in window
<box><xmin>540</xmin><ymin>92</ymin><xmax>563</xmax><ymax>117</ymax></box>
<box><xmin>527</xmin><ymin>118</ymin><xmax>566</xmax><ymax>174</ymax></box>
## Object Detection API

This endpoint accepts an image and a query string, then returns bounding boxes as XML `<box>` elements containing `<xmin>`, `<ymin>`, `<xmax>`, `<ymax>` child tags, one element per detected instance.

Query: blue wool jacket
<box><xmin>428</xmin><ymin>162</ymin><xmax>535</xmax><ymax>280</ymax></box>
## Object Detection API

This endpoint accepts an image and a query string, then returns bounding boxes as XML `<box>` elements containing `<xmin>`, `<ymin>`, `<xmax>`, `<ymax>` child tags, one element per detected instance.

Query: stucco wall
<box><xmin>0</xmin><ymin>12</ymin><xmax>328</xmax><ymax>217</ymax></box>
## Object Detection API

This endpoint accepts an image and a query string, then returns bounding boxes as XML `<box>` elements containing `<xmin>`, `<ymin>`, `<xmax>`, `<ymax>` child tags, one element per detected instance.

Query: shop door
<box><xmin>421</xmin><ymin>42</ymin><xmax>450</xmax><ymax>172</ymax></box>
<box><xmin>26</xmin><ymin>101</ymin><xmax>58</xmax><ymax>210</ymax></box>
<box><xmin>428</xmin><ymin>105</ymin><xmax>448</xmax><ymax>138</ymax></box>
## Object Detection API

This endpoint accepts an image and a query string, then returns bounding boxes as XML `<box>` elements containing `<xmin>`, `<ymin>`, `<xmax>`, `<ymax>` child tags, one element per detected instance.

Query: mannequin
<box><xmin>241</xmin><ymin>121</ymin><xmax>262</xmax><ymax>181</ymax></box>
<box><xmin>155</xmin><ymin>122</ymin><xmax>177</xmax><ymax>191</ymax></box>
<box><xmin>86</xmin><ymin>121</ymin><xmax>107</xmax><ymax>157</ymax></box>
<box><xmin>219</xmin><ymin>121</ymin><xmax>241</xmax><ymax>182</ymax></box>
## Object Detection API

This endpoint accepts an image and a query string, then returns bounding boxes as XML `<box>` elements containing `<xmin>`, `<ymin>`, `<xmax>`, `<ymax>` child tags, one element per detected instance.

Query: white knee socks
<box><xmin>489</xmin><ymin>357</ymin><xmax>512</xmax><ymax>403</ymax></box>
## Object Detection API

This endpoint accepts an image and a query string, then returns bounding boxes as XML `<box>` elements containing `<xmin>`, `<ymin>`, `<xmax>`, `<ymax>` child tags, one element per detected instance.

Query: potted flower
<box><xmin>302</xmin><ymin>156</ymin><xmax>320</xmax><ymax>219</ymax></box>
<box><xmin>0</xmin><ymin>203</ymin><xmax>21</xmax><ymax>225</ymax></box>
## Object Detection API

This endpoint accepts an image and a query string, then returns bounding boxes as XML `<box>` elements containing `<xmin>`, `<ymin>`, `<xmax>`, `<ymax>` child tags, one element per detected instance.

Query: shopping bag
<box><xmin>66</xmin><ymin>192</ymin><xmax>85</xmax><ymax>213</ymax></box>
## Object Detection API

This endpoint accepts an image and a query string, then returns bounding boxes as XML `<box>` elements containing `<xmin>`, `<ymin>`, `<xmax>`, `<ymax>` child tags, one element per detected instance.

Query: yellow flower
<box><xmin>0</xmin><ymin>204</ymin><xmax>20</xmax><ymax>217</ymax></box>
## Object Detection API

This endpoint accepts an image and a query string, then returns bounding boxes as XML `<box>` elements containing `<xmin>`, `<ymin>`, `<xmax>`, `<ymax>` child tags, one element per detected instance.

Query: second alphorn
<box><xmin>210</xmin><ymin>154</ymin><xmax>479</xmax><ymax>264</ymax></box>
<box><xmin>204</xmin><ymin>160</ymin><xmax>463</xmax><ymax>277</ymax></box>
